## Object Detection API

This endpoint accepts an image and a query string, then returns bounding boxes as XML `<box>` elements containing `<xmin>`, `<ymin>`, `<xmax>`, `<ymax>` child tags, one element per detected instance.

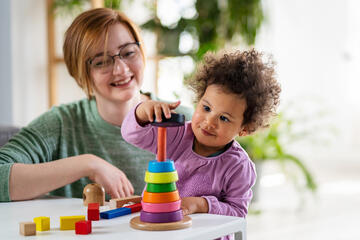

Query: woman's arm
<box><xmin>9</xmin><ymin>154</ymin><xmax>134</xmax><ymax>201</ymax></box>
<box><xmin>9</xmin><ymin>154</ymin><xmax>91</xmax><ymax>201</ymax></box>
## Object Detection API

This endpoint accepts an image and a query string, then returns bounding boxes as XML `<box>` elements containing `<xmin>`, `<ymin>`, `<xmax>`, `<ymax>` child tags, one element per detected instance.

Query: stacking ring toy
<box><xmin>146</xmin><ymin>182</ymin><xmax>177</xmax><ymax>193</ymax></box>
<box><xmin>148</xmin><ymin>160</ymin><xmax>175</xmax><ymax>173</ymax></box>
<box><xmin>140</xmin><ymin>209</ymin><xmax>183</xmax><ymax>223</ymax></box>
<box><xmin>144</xmin><ymin>171</ymin><xmax>178</xmax><ymax>184</ymax></box>
<box><xmin>141</xmin><ymin>200</ymin><xmax>181</xmax><ymax>213</ymax></box>
<box><xmin>151</xmin><ymin>113</ymin><xmax>185</xmax><ymax>127</ymax></box>
<box><xmin>142</xmin><ymin>190</ymin><xmax>180</xmax><ymax>203</ymax></box>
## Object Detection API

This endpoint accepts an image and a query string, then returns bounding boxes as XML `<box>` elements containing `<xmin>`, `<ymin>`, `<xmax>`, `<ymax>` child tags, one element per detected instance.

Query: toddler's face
<box><xmin>191</xmin><ymin>84</ymin><xmax>247</xmax><ymax>156</ymax></box>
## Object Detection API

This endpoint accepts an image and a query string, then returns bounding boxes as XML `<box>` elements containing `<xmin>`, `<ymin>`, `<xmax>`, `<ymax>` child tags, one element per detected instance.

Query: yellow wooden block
<box><xmin>33</xmin><ymin>216</ymin><xmax>50</xmax><ymax>231</ymax></box>
<box><xmin>60</xmin><ymin>215</ymin><xmax>85</xmax><ymax>230</ymax></box>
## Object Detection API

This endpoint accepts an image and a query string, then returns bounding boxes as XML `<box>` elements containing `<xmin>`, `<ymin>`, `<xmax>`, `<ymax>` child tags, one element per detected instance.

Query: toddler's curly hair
<box><xmin>186</xmin><ymin>49</ymin><xmax>281</xmax><ymax>134</ymax></box>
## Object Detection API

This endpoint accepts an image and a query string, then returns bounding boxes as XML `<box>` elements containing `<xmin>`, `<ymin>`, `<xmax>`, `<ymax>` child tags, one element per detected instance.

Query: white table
<box><xmin>0</xmin><ymin>196</ymin><xmax>246</xmax><ymax>239</ymax></box>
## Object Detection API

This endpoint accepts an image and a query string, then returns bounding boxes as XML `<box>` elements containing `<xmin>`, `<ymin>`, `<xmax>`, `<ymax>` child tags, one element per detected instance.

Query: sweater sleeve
<box><xmin>121</xmin><ymin>105</ymin><xmax>188</xmax><ymax>158</ymax></box>
<box><xmin>121</xmin><ymin>105</ymin><xmax>158</xmax><ymax>155</ymax></box>
<box><xmin>202</xmin><ymin>158</ymin><xmax>256</xmax><ymax>217</ymax></box>
<box><xmin>0</xmin><ymin>110</ymin><xmax>60</xmax><ymax>202</ymax></box>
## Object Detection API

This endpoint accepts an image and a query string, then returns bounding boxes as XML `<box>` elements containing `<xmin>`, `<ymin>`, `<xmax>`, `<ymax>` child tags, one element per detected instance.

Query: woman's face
<box><xmin>90</xmin><ymin>23</ymin><xmax>144</xmax><ymax>104</ymax></box>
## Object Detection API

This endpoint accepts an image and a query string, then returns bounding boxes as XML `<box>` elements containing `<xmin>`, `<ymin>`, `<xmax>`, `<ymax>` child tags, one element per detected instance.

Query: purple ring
<box><xmin>140</xmin><ymin>209</ymin><xmax>183</xmax><ymax>223</ymax></box>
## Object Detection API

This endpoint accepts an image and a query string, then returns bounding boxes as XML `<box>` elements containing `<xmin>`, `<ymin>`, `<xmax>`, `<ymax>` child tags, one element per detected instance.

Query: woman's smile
<box><xmin>110</xmin><ymin>76</ymin><xmax>133</xmax><ymax>87</ymax></box>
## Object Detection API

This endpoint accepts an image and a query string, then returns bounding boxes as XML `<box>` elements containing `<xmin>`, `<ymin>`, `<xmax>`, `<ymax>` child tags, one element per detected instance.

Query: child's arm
<box><xmin>121</xmin><ymin>100</ymin><xmax>182</xmax><ymax>154</ymax></box>
<box><xmin>181</xmin><ymin>197</ymin><xmax>209</xmax><ymax>215</ymax></box>
<box><xmin>181</xmin><ymin>160</ymin><xmax>256</xmax><ymax>217</ymax></box>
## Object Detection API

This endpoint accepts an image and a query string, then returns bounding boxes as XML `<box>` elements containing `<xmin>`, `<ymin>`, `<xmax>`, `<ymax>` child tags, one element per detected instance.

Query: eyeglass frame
<box><xmin>87</xmin><ymin>41</ymin><xmax>141</xmax><ymax>70</ymax></box>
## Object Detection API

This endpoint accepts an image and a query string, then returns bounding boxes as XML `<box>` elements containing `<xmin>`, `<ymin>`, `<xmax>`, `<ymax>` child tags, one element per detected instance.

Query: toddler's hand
<box><xmin>181</xmin><ymin>197</ymin><xmax>209</xmax><ymax>215</ymax></box>
<box><xmin>88</xmin><ymin>155</ymin><xmax>134</xmax><ymax>199</ymax></box>
<box><xmin>135</xmin><ymin>100</ymin><xmax>181</xmax><ymax>126</ymax></box>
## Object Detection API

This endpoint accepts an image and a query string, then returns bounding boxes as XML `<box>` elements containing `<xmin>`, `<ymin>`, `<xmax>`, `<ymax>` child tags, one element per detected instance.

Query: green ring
<box><xmin>147</xmin><ymin>183</ymin><xmax>177</xmax><ymax>193</ymax></box>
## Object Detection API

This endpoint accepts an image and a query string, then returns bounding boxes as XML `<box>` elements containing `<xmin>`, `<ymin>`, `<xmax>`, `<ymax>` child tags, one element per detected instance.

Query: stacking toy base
<box><xmin>130</xmin><ymin>216</ymin><xmax>192</xmax><ymax>231</ymax></box>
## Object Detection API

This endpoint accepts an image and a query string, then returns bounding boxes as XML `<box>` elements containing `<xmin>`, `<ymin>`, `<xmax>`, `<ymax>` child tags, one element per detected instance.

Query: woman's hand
<box><xmin>181</xmin><ymin>197</ymin><xmax>209</xmax><ymax>216</ymax></box>
<box><xmin>135</xmin><ymin>100</ymin><xmax>181</xmax><ymax>126</ymax></box>
<box><xmin>88</xmin><ymin>155</ymin><xmax>134</xmax><ymax>199</ymax></box>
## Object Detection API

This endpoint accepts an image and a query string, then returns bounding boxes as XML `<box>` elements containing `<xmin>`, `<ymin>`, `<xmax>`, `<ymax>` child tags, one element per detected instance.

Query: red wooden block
<box><xmin>88</xmin><ymin>203</ymin><xmax>100</xmax><ymax>221</ymax></box>
<box><xmin>75</xmin><ymin>220</ymin><xmax>92</xmax><ymax>235</ymax></box>
<box><xmin>88</xmin><ymin>203</ymin><xmax>100</xmax><ymax>209</ymax></box>
<box><xmin>124</xmin><ymin>203</ymin><xmax>142</xmax><ymax>213</ymax></box>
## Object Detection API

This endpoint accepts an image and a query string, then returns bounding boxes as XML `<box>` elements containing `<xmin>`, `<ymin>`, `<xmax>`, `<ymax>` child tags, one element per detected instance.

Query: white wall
<box><xmin>11</xmin><ymin>0</ymin><xmax>48</xmax><ymax>126</ymax></box>
<box><xmin>0</xmin><ymin>0</ymin><xmax>13</xmax><ymax>125</ymax></box>
<box><xmin>256</xmin><ymin>0</ymin><xmax>360</xmax><ymax>162</ymax></box>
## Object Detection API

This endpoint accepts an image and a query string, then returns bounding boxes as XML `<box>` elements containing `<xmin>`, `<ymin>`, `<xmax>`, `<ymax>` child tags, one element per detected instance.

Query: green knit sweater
<box><xmin>0</xmin><ymin>97</ymin><xmax>193</xmax><ymax>202</ymax></box>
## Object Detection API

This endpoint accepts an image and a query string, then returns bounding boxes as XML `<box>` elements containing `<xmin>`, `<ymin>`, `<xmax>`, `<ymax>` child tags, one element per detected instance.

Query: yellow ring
<box><xmin>144</xmin><ymin>170</ymin><xmax>178</xmax><ymax>184</ymax></box>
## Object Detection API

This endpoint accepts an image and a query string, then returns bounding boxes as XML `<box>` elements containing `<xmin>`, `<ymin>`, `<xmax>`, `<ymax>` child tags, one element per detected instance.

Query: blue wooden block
<box><xmin>100</xmin><ymin>207</ymin><xmax>132</xmax><ymax>219</ymax></box>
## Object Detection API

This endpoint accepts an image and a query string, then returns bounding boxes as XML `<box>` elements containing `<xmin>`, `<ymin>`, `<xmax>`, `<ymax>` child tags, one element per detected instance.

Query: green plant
<box><xmin>142</xmin><ymin>0</ymin><xmax>264</xmax><ymax>61</ymax></box>
<box><xmin>52</xmin><ymin>0</ymin><xmax>122</xmax><ymax>14</ymax></box>
<box><xmin>52</xmin><ymin>0</ymin><xmax>264</xmax><ymax>64</ymax></box>
<box><xmin>236</xmin><ymin>112</ymin><xmax>317</xmax><ymax>194</ymax></box>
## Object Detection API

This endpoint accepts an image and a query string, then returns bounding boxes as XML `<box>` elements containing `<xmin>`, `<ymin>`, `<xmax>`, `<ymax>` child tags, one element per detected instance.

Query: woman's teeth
<box><xmin>111</xmin><ymin>78</ymin><xmax>131</xmax><ymax>86</ymax></box>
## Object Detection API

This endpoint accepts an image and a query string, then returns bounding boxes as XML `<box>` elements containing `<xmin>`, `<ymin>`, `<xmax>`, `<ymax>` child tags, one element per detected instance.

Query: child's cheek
<box><xmin>191</xmin><ymin>111</ymin><xmax>202</xmax><ymax>126</ymax></box>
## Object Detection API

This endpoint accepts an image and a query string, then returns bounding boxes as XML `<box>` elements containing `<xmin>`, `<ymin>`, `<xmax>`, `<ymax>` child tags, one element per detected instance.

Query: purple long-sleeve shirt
<box><xmin>121</xmin><ymin>106</ymin><xmax>256</xmax><ymax>218</ymax></box>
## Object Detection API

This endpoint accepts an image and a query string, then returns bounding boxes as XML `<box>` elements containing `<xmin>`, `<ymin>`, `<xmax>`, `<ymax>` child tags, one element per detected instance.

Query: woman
<box><xmin>0</xmin><ymin>8</ymin><xmax>192</xmax><ymax>202</ymax></box>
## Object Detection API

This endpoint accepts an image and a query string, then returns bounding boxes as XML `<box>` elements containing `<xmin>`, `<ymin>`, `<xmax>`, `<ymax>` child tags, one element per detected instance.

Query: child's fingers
<box><xmin>163</xmin><ymin>101</ymin><xmax>180</xmax><ymax>118</ymax></box>
<box><xmin>169</xmin><ymin>100</ymin><xmax>181</xmax><ymax>109</ymax></box>
<box><xmin>145</xmin><ymin>107</ymin><xmax>154</xmax><ymax>122</ymax></box>
<box><xmin>154</xmin><ymin>104</ymin><xmax>163</xmax><ymax>122</ymax></box>
<box><xmin>182</xmin><ymin>208</ymin><xmax>189</xmax><ymax>216</ymax></box>
<box><xmin>162</xmin><ymin>104</ymin><xmax>172</xmax><ymax>119</ymax></box>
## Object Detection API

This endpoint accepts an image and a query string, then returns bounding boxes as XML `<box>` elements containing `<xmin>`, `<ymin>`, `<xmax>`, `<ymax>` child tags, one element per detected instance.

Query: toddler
<box><xmin>121</xmin><ymin>49</ymin><xmax>281</xmax><ymax>219</ymax></box>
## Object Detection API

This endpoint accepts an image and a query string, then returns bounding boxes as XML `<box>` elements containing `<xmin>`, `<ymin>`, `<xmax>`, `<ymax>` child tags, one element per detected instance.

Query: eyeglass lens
<box><xmin>90</xmin><ymin>43</ymin><xmax>140</xmax><ymax>72</ymax></box>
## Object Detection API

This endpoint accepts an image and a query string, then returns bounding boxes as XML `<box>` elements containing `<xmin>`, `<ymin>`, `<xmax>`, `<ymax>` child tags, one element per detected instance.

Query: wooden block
<box><xmin>87</xmin><ymin>203</ymin><xmax>99</xmax><ymax>221</ymax></box>
<box><xmin>75</xmin><ymin>220</ymin><xmax>92</xmax><ymax>235</ymax></box>
<box><xmin>100</xmin><ymin>207</ymin><xmax>131</xmax><ymax>219</ymax></box>
<box><xmin>33</xmin><ymin>216</ymin><xmax>50</xmax><ymax>231</ymax></box>
<box><xmin>83</xmin><ymin>183</ymin><xmax>105</xmax><ymax>206</ymax></box>
<box><xmin>19</xmin><ymin>222</ymin><xmax>36</xmax><ymax>236</ymax></box>
<box><xmin>124</xmin><ymin>203</ymin><xmax>142</xmax><ymax>213</ymax></box>
<box><xmin>88</xmin><ymin>202</ymin><xmax>100</xmax><ymax>209</ymax></box>
<box><xmin>109</xmin><ymin>195</ymin><xmax>142</xmax><ymax>209</ymax></box>
<box><xmin>60</xmin><ymin>216</ymin><xmax>85</xmax><ymax>230</ymax></box>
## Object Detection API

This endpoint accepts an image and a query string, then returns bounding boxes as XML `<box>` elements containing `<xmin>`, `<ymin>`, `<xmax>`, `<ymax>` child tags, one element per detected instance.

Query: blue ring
<box><xmin>148</xmin><ymin>160</ymin><xmax>175</xmax><ymax>173</ymax></box>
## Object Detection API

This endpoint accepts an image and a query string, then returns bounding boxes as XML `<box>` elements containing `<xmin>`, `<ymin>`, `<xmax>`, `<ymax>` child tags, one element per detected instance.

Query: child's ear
<box><xmin>238</xmin><ymin>128</ymin><xmax>248</xmax><ymax>137</ymax></box>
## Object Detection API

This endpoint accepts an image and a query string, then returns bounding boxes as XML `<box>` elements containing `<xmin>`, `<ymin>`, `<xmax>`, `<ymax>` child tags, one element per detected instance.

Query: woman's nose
<box><xmin>112</xmin><ymin>58</ymin><xmax>130</xmax><ymax>75</ymax></box>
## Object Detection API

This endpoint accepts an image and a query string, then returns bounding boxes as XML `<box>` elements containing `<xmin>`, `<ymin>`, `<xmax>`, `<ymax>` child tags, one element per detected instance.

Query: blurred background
<box><xmin>1</xmin><ymin>0</ymin><xmax>359</xmax><ymax>239</ymax></box>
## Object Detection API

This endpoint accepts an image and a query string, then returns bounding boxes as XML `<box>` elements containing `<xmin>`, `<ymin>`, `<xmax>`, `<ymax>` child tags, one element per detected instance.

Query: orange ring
<box><xmin>142</xmin><ymin>190</ymin><xmax>180</xmax><ymax>203</ymax></box>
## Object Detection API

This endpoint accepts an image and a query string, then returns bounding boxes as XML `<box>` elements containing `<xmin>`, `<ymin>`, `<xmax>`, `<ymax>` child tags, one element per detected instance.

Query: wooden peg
<box><xmin>83</xmin><ymin>183</ymin><xmax>105</xmax><ymax>206</ymax></box>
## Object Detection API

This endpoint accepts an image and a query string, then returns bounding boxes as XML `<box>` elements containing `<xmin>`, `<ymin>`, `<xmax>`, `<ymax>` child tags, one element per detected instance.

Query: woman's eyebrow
<box><xmin>92</xmin><ymin>42</ymin><xmax>133</xmax><ymax>58</ymax></box>
<box><xmin>92</xmin><ymin>52</ymin><xmax>106</xmax><ymax>58</ymax></box>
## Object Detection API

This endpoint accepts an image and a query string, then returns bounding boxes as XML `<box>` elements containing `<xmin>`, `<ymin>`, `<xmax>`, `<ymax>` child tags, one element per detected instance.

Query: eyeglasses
<box><xmin>88</xmin><ymin>42</ymin><xmax>141</xmax><ymax>73</ymax></box>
